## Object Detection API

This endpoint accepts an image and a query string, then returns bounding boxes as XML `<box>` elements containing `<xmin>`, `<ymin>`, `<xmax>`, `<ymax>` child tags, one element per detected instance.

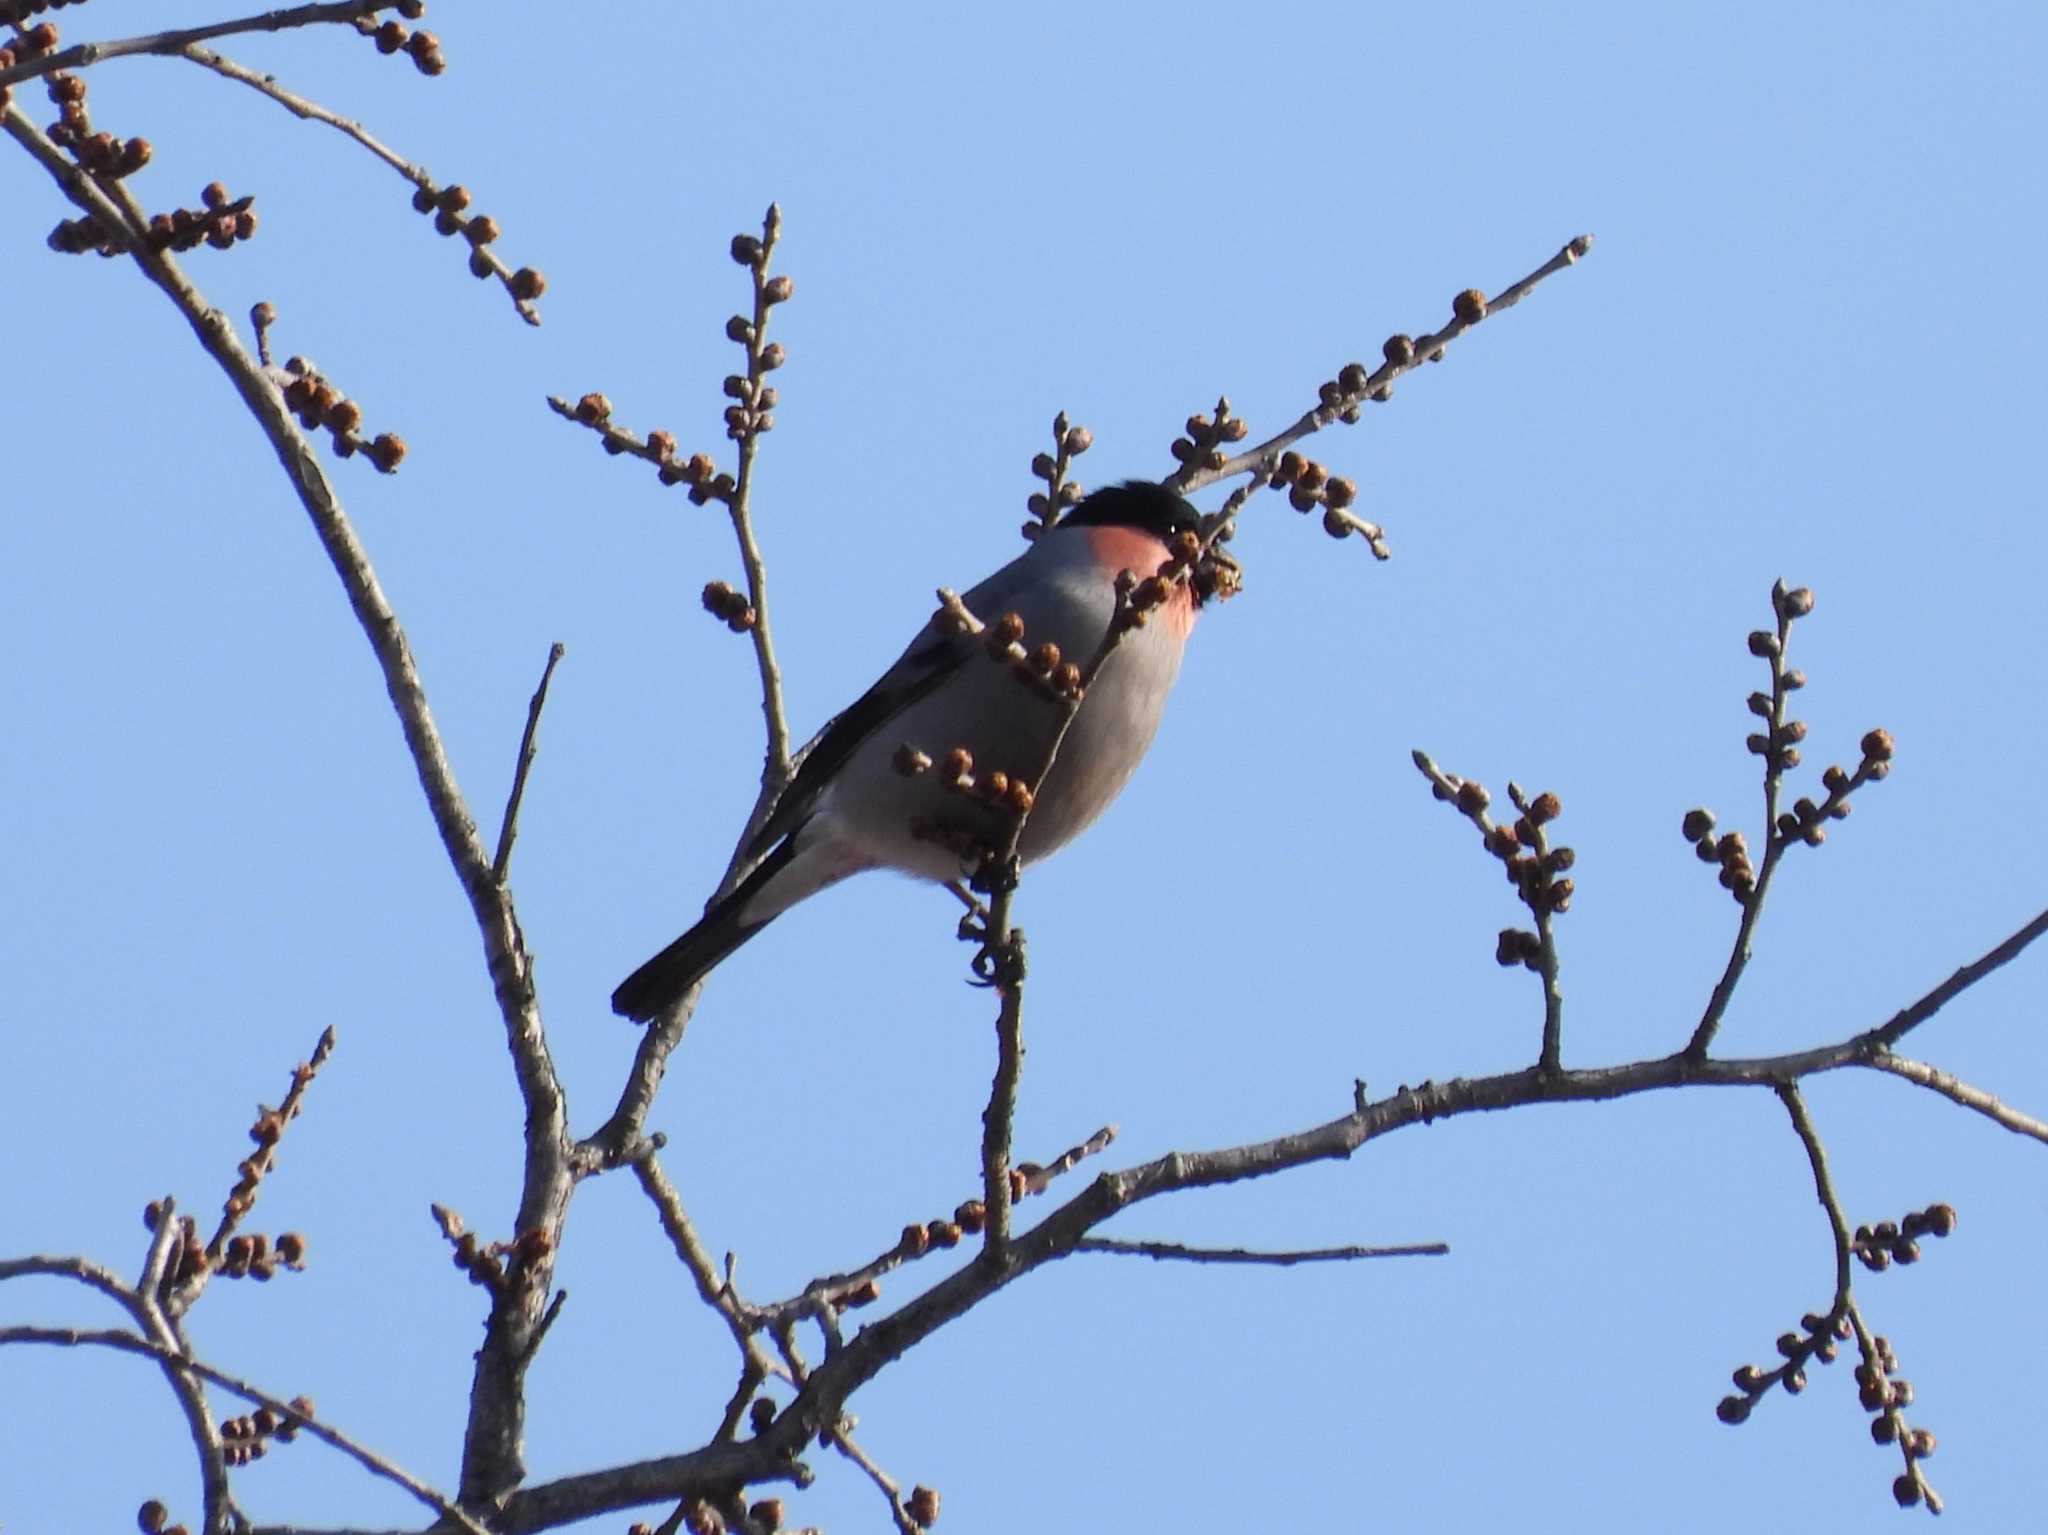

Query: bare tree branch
<box><xmin>826</xmin><ymin>1421</ymin><xmax>921</xmax><ymax>1535</ymax></box>
<box><xmin>3</xmin><ymin>99</ymin><xmax>573</xmax><ymax>1509</ymax></box>
<box><xmin>1868</xmin><ymin>903</ymin><xmax>2048</xmax><ymax>1050</ymax></box>
<box><xmin>1074</xmin><ymin>1238</ymin><xmax>1450</xmax><ymax>1265</ymax></box>
<box><xmin>631</xmin><ymin>1150</ymin><xmax>791</xmax><ymax>1394</ymax></box>
<box><xmin>494</xmin><ymin>642</ymin><xmax>566</xmax><ymax>882</ymax></box>
<box><xmin>0</xmin><ymin>0</ymin><xmax>385</xmax><ymax>91</ymax></box>
<box><xmin>1868</xmin><ymin>1052</ymin><xmax>2048</xmax><ymax>1144</ymax></box>
<box><xmin>0</xmin><ymin>1236</ymin><xmax>233</xmax><ymax>1533</ymax></box>
<box><xmin>175</xmin><ymin>43</ymin><xmax>544</xmax><ymax>324</ymax></box>
<box><xmin>1170</xmin><ymin>235</ymin><xmax>1592</xmax><ymax>497</ymax></box>
<box><xmin>1776</xmin><ymin>1084</ymin><xmax>1854</xmax><ymax>1313</ymax></box>
<box><xmin>0</xmin><ymin>1325</ymin><xmax>489</xmax><ymax>1535</ymax></box>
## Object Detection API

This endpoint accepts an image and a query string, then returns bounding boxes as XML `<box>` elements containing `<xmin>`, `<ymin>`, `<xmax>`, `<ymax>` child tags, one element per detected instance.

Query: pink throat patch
<box><xmin>1081</xmin><ymin>525</ymin><xmax>1199</xmax><ymax>635</ymax></box>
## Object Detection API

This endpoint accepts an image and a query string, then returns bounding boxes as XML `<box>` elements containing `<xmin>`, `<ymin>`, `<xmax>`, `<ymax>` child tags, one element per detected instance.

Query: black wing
<box><xmin>744</xmin><ymin>626</ymin><xmax>966</xmax><ymax>859</ymax></box>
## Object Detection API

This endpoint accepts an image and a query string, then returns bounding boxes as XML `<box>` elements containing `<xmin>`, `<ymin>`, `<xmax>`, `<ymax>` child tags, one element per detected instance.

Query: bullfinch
<box><xmin>612</xmin><ymin>479</ymin><xmax>1205</xmax><ymax>1022</ymax></box>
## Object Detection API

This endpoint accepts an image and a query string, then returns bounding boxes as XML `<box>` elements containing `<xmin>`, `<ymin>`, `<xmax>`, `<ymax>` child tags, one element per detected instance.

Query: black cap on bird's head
<box><xmin>1062</xmin><ymin>480</ymin><xmax>1202</xmax><ymax>543</ymax></box>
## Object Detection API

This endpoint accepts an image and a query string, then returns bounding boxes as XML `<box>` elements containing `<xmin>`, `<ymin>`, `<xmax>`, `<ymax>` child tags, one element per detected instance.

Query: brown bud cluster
<box><xmin>40</xmin><ymin>72</ymin><xmax>153</xmax><ymax>186</ymax></box>
<box><xmin>46</xmin><ymin>213</ymin><xmax>121</xmax><ymax>256</ymax></box>
<box><xmin>360</xmin><ymin>13</ymin><xmax>445</xmax><ymax>73</ymax></box>
<box><xmin>940</xmin><ymin>749</ymin><xmax>1036</xmax><ymax>818</ymax></box>
<box><xmin>63</xmin><ymin>179</ymin><xmax>260</xmax><ymax>258</ymax></box>
<box><xmin>279</xmin><ymin>356</ymin><xmax>405</xmax><ymax>472</ymax></box>
<box><xmin>1165</xmin><ymin>395</ymin><xmax>1250</xmax><ymax>476</ymax></box>
<box><xmin>1691</xmin><ymin>823</ymin><xmax>1755</xmax><ymax>906</ymax></box>
<box><xmin>405</xmin><ymin>181</ymin><xmax>541</xmax><ymax>306</ymax></box>
<box><xmin>3</xmin><ymin>17</ymin><xmax>62</xmax><ymax>65</ymax></box>
<box><xmin>217</xmin><ymin>1230</ymin><xmax>306</xmax><ymax>1281</ymax></box>
<box><xmin>1424</xmin><ymin>760</ymin><xmax>1577</xmax><ymax>945</ymax></box>
<box><xmin>1265</xmin><ymin>450</ymin><xmax>1368</xmax><ymax>541</ymax></box>
<box><xmin>1851</xmin><ymin>1334</ymin><xmax>1941</xmax><ymax>1510</ymax></box>
<box><xmin>217</xmin><ymin>1394</ymin><xmax>313</xmax><ymax>1467</ymax></box>
<box><xmin>709</xmin><ymin>210</ymin><xmax>790</xmax><ymax>441</ymax></box>
<box><xmin>701</xmin><ymin>579</ymin><xmax>758</xmax><ymax>633</ymax></box>
<box><xmin>1022</xmin><ymin>410</ymin><xmax>1094</xmax><ymax>538</ymax></box>
<box><xmin>1853</xmin><ymin>1203</ymin><xmax>1957</xmax><ymax>1272</ymax></box>
<box><xmin>1718</xmin><ymin>1306</ymin><xmax>1851</xmax><ymax>1428</ymax></box>
<box><xmin>1731</xmin><ymin>585</ymin><xmax>1895</xmax><ymax>858</ymax></box>
<box><xmin>656</xmin><ymin>449</ymin><xmax>734</xmax><ymax>504</ymax></box>
<box><xmin>432</xmin><ymin>1204</ymin><xmax>530</xmax><ymax>1293</ymax></box>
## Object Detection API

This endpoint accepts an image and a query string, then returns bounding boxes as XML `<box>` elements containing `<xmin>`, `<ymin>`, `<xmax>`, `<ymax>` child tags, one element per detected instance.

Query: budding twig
<box><xmin>1774</xmin><ymin>1086</ymin><xmax>1944</xmax><ymax>1515</ymax></box>
<box><xmin>1686</xmin><ymin>584</ymin><xmax>1892</xmax><ymax>1060</ymax></box>
<box><xmin>1168</xmin><ymin>235</ymin><xmax>1592</xmax><ymax>503</ymax></box>
<box><xmin>0</xmin><ymin>0</ymin><xmax>387</xmax><ymax>91</ymax></box>
<box><xmin>1411</xmin><ymin>752</ymin><xmax>1572</xmax><ymax>1073</ymax></box>
<box><xmin>0</xmin><ymin>1323</ymin><xmax>487</xmax><ymax>1534</ymax></box>
<box><xmin>178</xmin><ymin>44</ymin><xmax>544</xmax><ymax>323</ymax></box>
<box><xmin>493</xmin><ymin>642</ymin><xmax>566</xmax><ymax>883</ymax></box>
<box><xmin>826</xmin><ymin>1418</ymin><xmax>925</xmax><ymax>1535</ymax></box>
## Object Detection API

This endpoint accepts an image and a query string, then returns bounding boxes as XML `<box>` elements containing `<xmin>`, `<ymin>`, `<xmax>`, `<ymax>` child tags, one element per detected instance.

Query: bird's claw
<box><xmin>968</xmin><ymin>928</ymin><xmax>1027</xmax><ymax>989</ymax></box>
<box><xmin>968</xmin><ymin>852</ymin><xmax>1021</xmax><ymax>898</ymax></box>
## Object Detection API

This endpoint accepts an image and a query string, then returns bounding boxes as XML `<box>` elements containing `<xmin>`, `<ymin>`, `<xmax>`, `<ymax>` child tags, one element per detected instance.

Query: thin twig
<box><xmin>493</xmin><ymin>642</ymin><xmax>566</xmax><ymax>882</ymax></box>
<box><xmin>1411</xmin><ymin>752</ymin><xmax>1569</xmax><ymax>1073</ymax></box>
<box><xmin>176</xmin><ymin>45</ymin><xmax>543</xmax><ymax>326</ymax></box>
<box><xmin>5</xmin><ymin>102</ymin><xmax>574</xmax><ymax>1507</ymax></box>
<box><xmin>267</xmin><ymin>890</ymin><xmax>2048</xmax><ymax>1535</ymax></box>
<box><xmin>522</xmin><ymin>1288</ymin><xmax>570</xmax><ymax>1362</ymax></box>
<box><xmin>1170</xmin><ymin>235</ymin><xmax>1592</xmax><ymax>497</ymax></box>
<box><xmin>1869</xmin><ymin>904</ymin><xmax>2048</xmax><ymax>1050</ymax></box>
<box><xmin>979</xmin><ymin>982</ymin><xmax>1027</xmax><ymax>1254</ymax></box>
<box><xmin>1868</xmin><ymin>1052</ymin><xmax>2048</xmax><ymax>1144</ymax></box>
<box><xmin>707</xmin><ymin>205</ymin><xmax>796</xmax><ymax>796</ymax></box>
<box><xmin>968</xmin><ymin>565</ymin><xmax>1181</xmax><ymax>1252</ymax></box>
<box><xmin>1776</xmin><ymin>1085</ymin><xmax>1853</xmax><ymax>1312</ymax></box>
<box><xmin>574</xmin><ymin>211</ymin><xmax>800</xmax><ymax>1163</ymax></box>
<box><xmin>0</xmin><ymin>1243</ymin><xmax>233</xmax><ymax>1530</ymax></box>
<box><xmin>0</xmin><ymin>1254</ymin><xmax>135</xmax><ymax>1304</ymax></box>
<box><xmin>1687</xmin><ymin>601</ymin><xmax>1798</xmax><ymax>1059</ymax></box>
<box><xmin>181</xmin><ymin>42</ymin><xmax>421</xmax><ymax>175</ymax></box>
<box><xmin>1</xmin><ymin>1325</ymin><xmax>489</xmax><ymax>1535</ymax></box>
<box><xmin>1508</xmin><ymin>781</ymin><xmax>1566</xmax><ymax>1073</ymax></box>
<box><xmin>631</xmin><ymin>1152</ymin><xmax>789</xmax><ymax>1388</ymax></box>
<box><xmin>0</xmin><ymin>0</ymin><xmax>385</xmax><ymax>90</ymax></box>
<box><xmin>1777</xmin><ymin>1088</ymin><xmax>1943</xmax><ymax>1513</ymax></box>
<box><xmin>1075</xmin><ymin>1238</ymin><xmax>1449</xmax><ymax>1265</ymax></box>
<box><xmin>825</xmin><ymin>1420</ymin><xmax>920</xmax><ymax>1535</ymax></box>
<box><xmin>1014</xmin><ymin>1124</ymin><xmax>1117</xmax><ymax>1195</ymax></box>
<box><xmin>178</xmin><ymin>1024</ymin><xmax>336</xmax><ymax>1309</ymax></box>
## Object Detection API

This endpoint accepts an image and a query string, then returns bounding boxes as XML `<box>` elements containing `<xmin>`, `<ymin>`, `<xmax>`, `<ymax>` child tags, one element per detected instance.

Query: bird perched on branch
<box><xmin>612</xmin><ymin>479</ymin><xmax>1209</xmax><ymax>1022</ymax></box>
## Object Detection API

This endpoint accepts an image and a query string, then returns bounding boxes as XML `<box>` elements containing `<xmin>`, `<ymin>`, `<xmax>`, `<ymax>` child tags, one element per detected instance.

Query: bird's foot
<box><xmin>968</xmin><ymin>851</ymin><xmax>1021</xmax><ymax>898</ymax></box>
<box><xmin>968</xmin><ymin>927</ymin><xmax>1028</xmax><ymax>989</ymax></box>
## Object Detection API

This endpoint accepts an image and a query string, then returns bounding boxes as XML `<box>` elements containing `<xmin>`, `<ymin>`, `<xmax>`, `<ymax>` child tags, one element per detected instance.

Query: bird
<box><xmin>611</xmin><ymin>479</ymin><xmax>1208</xmax><ymax>1022</ymax></box>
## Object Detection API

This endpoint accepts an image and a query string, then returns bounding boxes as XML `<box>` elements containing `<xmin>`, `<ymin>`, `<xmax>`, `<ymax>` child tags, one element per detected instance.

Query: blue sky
<box><xmin>5</xmin><ymin>3</ymin><xmax>2045</xmax><ymax>1531</ymax></box>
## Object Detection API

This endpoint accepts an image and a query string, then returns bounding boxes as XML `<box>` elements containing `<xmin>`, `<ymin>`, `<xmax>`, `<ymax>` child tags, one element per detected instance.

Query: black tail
<box><xmin>611</xmin><ymin>839</ymin><xmax>797</xmax><ymax>1022</ymax></box>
